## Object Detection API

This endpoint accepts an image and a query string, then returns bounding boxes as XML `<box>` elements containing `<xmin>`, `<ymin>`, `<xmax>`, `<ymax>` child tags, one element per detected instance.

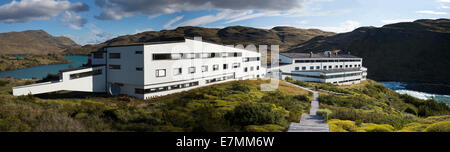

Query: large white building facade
<box><xmin>271</xmin><ymin>51</ymin><xmax>368</xmax><ymax>85</ymax></box>
<box><xmin>12</xmin><ymin>38</ymin><xmax>368</xmax><ymax>99</ymax></box>
<box><xmin>13</xmin><ymin>38</ymin><xmax>265</xmax><ymax>99</ymax></box>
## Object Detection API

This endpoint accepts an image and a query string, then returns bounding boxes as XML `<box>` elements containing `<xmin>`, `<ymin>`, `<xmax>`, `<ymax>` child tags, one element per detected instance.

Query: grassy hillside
<box><xmin>287</xmin><ymin>79</ymin><xmax>450</xmax><ymax>132</ymax></box>
<box><xmin>0</xmin><ymin>30</ymin><xmax>80</xmax><ymax>55</ymax></box>
<box><xmin>287</xmin><ymin>19</ymin><xmax>450</xmax><ymax>85</ymax></box>
<box><xmin>0</xmin><ymin>54</ymin><xmax>71</xmax><ymax>71</ymax></box>
<box><xmin>0</xmin><ymin>79</ymin><xmax>311</xmax><ymax>132</ymax></box>
<box><xmin>64</xmin><ymin>26</ymin><xmax>335</xmax><ymax>55</ymax></box>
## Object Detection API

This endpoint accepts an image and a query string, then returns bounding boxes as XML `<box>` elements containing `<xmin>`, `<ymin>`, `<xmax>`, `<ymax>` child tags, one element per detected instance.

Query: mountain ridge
<box><xmin>64</xmin><ymin>26</ymin><xmax>335</xmax><ymax>55</ymax></box>
<box><xmin>0</xmin><ymin>30</ymin><xmax>80</xmax><ymax>55</ymax></box>
<box><xmin>287</xmin><ymin>18</ymin><xmax>450</xmax><ymax>84</ymax></box>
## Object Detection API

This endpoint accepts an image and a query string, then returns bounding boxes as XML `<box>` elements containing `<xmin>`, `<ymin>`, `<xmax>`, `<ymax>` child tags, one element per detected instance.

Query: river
<box><xmin>381</xmin><ymin>82</ymin><xmax>450</xmax><ymax>106</ymax></box>
<box><xmin>0</xmin><ymin>56</ymin><xmax>88</xmax><ymax>79</ymax></box>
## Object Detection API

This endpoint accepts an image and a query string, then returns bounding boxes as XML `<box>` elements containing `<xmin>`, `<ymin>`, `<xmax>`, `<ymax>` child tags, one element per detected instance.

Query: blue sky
<box><xmin>0</xmin><ymin>0</ymin><xmax>449</xmax><ymax>45</ymax></box>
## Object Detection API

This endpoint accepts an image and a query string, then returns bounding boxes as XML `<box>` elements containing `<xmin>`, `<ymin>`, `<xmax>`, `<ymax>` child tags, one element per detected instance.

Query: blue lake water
<box><xmin>381</xmin><ymin>82</ymin><xmax>450</xmax><ymax>106</ymax></box>
<box><xmin>0</xmin><ymin>56</ymin><xmax>88</xmax><ymax>79</ymax></box>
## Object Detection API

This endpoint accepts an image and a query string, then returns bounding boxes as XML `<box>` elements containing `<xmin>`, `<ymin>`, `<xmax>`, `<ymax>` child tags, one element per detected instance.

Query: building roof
<box><xmin>280</xmin><ymin>52</ymin><xmax>360</xmax><ymax>59</ymax></box>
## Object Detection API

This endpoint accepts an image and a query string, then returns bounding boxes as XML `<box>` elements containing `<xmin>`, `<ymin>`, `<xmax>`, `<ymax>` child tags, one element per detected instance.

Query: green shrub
<box><xmin>423</xmin><ymin>121</ymin><xmax>450</xmax><ymax>132</ymax></box>
<box><xmin>360</xmin><ymin>123</ymin><xmax>394</xmax><ymax>132</ymax></box>
<box><xmin>225</xmin><ymin>102</ymin><xmax>287</xmax><ymax>126</ymax></box>
<box><xmin>244</xmin><ymin>124</ymin><xmax>285</xmax><ymax>132</ymax></box>
<box><xmin>230</xmin><ymin>81</ymin><xmax>250</xmax><ymax>93</ymax></box>
<box><xmin>317</xmin><ymin>109</ymin><xmax>332</xmax><ymax>121</ymax></box>
<box><xmin>327</xmin><ymin>119</ymin><xmax>362</xmax><ymax>132</ymax></box>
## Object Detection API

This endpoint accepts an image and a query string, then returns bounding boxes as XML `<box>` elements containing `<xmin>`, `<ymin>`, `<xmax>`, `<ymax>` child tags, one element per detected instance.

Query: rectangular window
<box><xmin>244</xmin><ymin>67</ymin><xmax>248</xmax><ymax>72</ymax></box>
<box><xmin>323</xmin><ymin>66</ymin><xmax>327</xmax><ymax>69</ymax></box>
<box><xmin>135</xmin><ymin>88</ymin><xmax>145</xmax><ymax>94</ymax></box>
<box><xmin>329</xmin><ymin>66</ymin><xmax>332</xmax><ymax>69</ymax></box>
<box><xmin>135</xmin><ymin>51</ymin><xmax>143</xmax><ymax>54</ymax></box>
<box><xmin>232</xmin><ymin>63</ymin><xmax>240</xmax><ymax>68</ymax></box>
<box><xmin>174</xmin><ymin>68</ymin><xmax>182</xmax><ymax>75</ymax></box>
<box><xmin>70</xmin><ymin>69</ymin><xmax>102</xmax><ymax>80</ymax></box>
<box><xmin>213</xmin><ymin>64</ymin><xmax>219</xmax><ymax>71</ymax></box>
<box><xmin>156</xmin><ymin>69</ymin><xmax>166</xmax><ymax>77</ymax></box>
<box><xmin>109</xmin><ymin>65</ymin><xmax>121</xmax><ymax>70</ymax></box>
<box><xmin>340</xmin><ymin>65</ymin><xmax>343</xmax><ymax>68</ymax></box>
<box><xmin>93</xmin><ymin>53</ymin><xmax>103</xmax><ymax>59</ymax></box>
<box><xmin>189</xmin><ymin>67</ymin><xmax>196</xmax><ymax>74</ymax></box>
<box><xmin>223</xmin><ymin>64</ymin><xmax>228</xmax><ymax>70</ymax></box>
<box><xmin>295</xmin><ymin>67</ymin><xmax>300</xmax><ymax>71</ymax></box>
<box><xmin>345</xmin><ymin>65</ymin><xmax>348</xmax><ymax>68</ymax></box>
<box><xmin>250</xmin><ymin>66</ymin><xmax>254</xmax><ymax>71</ymax></box>
<box><xmin>109</xmin><ymin>53</ymin><xmax>120</xmax><ymax>59</ymax></box>
<box><xmin>136</xmin><ymin>67</ymin><xmax>143</xmax><ymax>71</ymax></box>
<box><xmin>202</xmin><ymin>65</ymin><xmax>208</xmax><ymax>72</ymax></box>
<box><xmin>302</xmin><ymin>66</ymin><xmax>307</xmax><ymax>70</ymax></box>
<box><xmin>257</xmin><ymin>66</ymin><xmax>260</xmax><ymax>70</ymax></box>
<box><xmin>316</xmin><ymin>66</ymin><xmax>320</xmax><ymax>69</ymax></box>
<box><xmin>310</xmin><ymin>66</ymin><xmax>314</xmax><ymax>70</ymax></box>
<box><xmin>153</xmin><ymin>54</ymin><xmax>171</xmax><ymax>60</ymax></box>
<box><xmin>335</xmin><ymin>65</ymin><xmax>339</xmax><ymax>68</ymax></box>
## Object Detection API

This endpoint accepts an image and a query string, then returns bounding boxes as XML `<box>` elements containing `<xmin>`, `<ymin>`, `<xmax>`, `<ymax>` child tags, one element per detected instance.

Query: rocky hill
<box><xmin>288</xmin><ymin>19</ymin><xmax>450</xmax><ymax>84</ymax></box>
<box><xmin>64</xmin><ymin>26</ymin><xmax>335</xmax><ymax>55</ymax></box>
<box><xmin>0</xmin><ymin>30</ymin><xmax>80</xmax><ymax>55</ymax></box>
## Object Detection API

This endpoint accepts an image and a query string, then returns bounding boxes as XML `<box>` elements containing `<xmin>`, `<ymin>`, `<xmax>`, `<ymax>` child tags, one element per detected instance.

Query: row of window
<box><xmin>295</xmin><ymin>59</ymin><xmax>361</xmax><ymax>63</ymax></box>
<box><xmin>153</xmin><ymin>52</ymin><xmax>243</xmax><ymax>60</ymax></box>
<box><xmin>135</xmin><ymin>81</ymin><xmax>199</xmax><ymax>94</ymax></box>
<box><xmin>243</xmin><ymin>57</ymin><xmax>260</xmax><ymax>62</ymax></box>
<box><xmin>337</xmin><ymin>78</ymin><xmax>361</xmax><ymax>84</ymax></box>
<box><xmin>154</xmin><ymin>63</ymin><xmax>258</xmax><ymax>77</ymax></box>
<box><xmin>205</xmin><ymin>75</ymin><xmax>235</xmax><ymax>84</ymax></box>
<box><xmin>282</xmin><ymin>72</ymin><xmax>362</xmax><ymax>79</ymax></box>
<box><xmin>69</xmin><ymin>69</ymin><xmax>102</xmax><ymax>80</ymax></box>
<box><xmin>294</xmin><ymin>64</ymin><xmax>361</xmax><ymax>71</ymax></box>
<box><xmin>325</xmin><ymin>72</ymin><xmax>362</xmax><ymax>79</ymax></box>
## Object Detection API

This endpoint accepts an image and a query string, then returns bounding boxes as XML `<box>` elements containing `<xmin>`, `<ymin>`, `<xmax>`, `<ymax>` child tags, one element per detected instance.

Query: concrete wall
<box><xmin>13</xmin><ymin>66</ymin><xmax>106</xmax><ymax>96</ymax></box>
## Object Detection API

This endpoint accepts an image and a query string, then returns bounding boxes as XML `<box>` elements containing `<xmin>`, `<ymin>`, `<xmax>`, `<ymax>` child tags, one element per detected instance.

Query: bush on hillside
<box><xmin>225</xmin><ymin>102</ymin><xmax>287</xmax><ymax>126</ymax></box>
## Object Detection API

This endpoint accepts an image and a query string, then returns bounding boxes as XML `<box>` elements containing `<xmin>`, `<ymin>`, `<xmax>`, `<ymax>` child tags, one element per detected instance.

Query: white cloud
<box><xmin>224</xmin><ymin>12</ymin><xmax>265</xmax><ymax>24</ymax></box>
<box><xmin>303</xmin><ymin>20</ymin><xmax>360</xmax><ymax>33</ymax></box>
<box><xmin>94</xmin><ymin>0</ymin><xmax>306</xmax><ymax>20</ymax></box>
<box><xmin>0</xmin><ymin>0</ymin><xmax>88</xmax><ymax>24</ymax></box>
<box><xmin>297</xmin><ymin>20</ymin><xmax>309</xmax><ymax>25</ymax></box>
<box><xmin>61</xmin><ymin>11</ymin><xmax>87</xmax><ymax>30</ymax></box>
<box><xmin>163</xmin><ymin>15</ymin><xmax>184</xmax><ymax>29</ymax></box>
<box><xmin>416</xmin><ymin>10</ymin><xmax>447</xmax><ymax>15</ymax></box>
<box><xmin>381</xmin><ymin>19</ymin><xmax>415</xmax><ymax>24</ymax></box>
<box><xmin>134</xmin><ymin>28</ymin><xmax>153</xmax><ymax>34</ymax></box>
<box><xmin>437</xmin><ymin>0</ymin><xmax>450</xmax><ymax>2</ymax></box>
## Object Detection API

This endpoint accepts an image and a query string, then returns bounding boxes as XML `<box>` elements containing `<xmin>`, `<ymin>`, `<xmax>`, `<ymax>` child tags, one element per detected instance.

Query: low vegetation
<box><xmin>287</xmin><ymin>79</ymin><xmax>450</xmax><ymax>132</ymax></box>
<box><xmin>0</xmin><ymin>54</ymin><xmax>70</xmax><ymax>71</ymax></box>
<box><xmin>0</xmin><ymin>79</ymin><xmax>311</xmax><ymax>132</ymax></box>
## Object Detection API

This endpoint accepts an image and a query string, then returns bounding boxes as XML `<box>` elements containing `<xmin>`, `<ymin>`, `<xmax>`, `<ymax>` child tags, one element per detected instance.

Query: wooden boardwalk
<box><xmin>287</xmin><ymin>84</ymin><xmax>329</xmax><ymax>132</ymax></box>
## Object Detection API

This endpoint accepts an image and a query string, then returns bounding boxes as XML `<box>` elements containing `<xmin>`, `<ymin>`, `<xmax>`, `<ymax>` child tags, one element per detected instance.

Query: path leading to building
<box><xmin>287</xmin><ymin>83</ymin><xmax>329</xmax><ymax>132</ymax></box>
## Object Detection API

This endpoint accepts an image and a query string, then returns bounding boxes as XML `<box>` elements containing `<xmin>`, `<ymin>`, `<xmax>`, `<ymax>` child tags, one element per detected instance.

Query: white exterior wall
<box><xmin>278</xmin><ymin>57</ymin><xmax>365</xmax><ymax>85</ymax></box>
<box><xmin>12</xmin><ymin>38</ymin><xmax>265</xmax><ymax>99</ymax></box>
<box><xmin>13</xmin><ymin>66</ymin><xmax>106</xmax><ymax>96</ymax></box>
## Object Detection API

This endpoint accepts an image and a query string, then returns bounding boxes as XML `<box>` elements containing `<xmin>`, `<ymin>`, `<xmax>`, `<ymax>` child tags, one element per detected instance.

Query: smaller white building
<box><xmin>270</xmin><ymin>51</ymin><xmax>367</xmax><ymax>85</ymax></box>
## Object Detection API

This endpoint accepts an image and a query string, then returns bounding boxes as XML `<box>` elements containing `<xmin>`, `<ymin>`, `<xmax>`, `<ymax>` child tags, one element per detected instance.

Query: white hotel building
<box><xmin>12</xmin><ymin>39</ymin><xmax>368</xmax><ymax>99</ymax></box>
<box><xmin>13</xmin><ymin>38</ymin><xmax>265</xmax><ymax>99</ymax></box>
<box><xmin>272</xmin><ymin>51</ymin><xmax>368</xmax><ymax>85</ymax></box>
